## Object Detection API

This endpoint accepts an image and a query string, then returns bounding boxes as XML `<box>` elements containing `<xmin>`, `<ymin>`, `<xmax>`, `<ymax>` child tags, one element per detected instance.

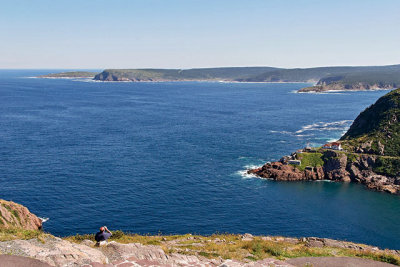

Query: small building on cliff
<box><xmin>323</xmin><ymin>142</ymin><xmax>342</xmax><ymax>150</ymax></box>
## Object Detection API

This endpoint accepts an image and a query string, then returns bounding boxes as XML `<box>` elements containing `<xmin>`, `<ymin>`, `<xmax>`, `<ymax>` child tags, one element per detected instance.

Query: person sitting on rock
<box><xmin>95</xmin><ymin>226</ymin><xmax>112</xmax><ymax>245</ymax></box>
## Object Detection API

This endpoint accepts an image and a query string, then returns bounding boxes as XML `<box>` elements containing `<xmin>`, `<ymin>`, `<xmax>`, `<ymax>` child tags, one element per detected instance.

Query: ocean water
<box><xmin>0</xmin><ymin>70</ymin><xmax>399</xmax><ymax>249</ymax></box>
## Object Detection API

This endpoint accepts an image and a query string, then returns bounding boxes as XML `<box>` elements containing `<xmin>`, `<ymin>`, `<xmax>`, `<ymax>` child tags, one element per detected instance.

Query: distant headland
<box><xmin>38</xmin><ymin>64</ymin><xmax>400</xmax><ymax>92</ymax></box>
<box><xmin>38</xmin><ymin>71</ymin><xmax>97</xmax><ymax>79</ymax></box>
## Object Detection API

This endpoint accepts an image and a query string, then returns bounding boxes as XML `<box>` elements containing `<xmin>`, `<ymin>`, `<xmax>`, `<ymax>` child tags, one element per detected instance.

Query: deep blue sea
<box><xmin>1</xmin><ymin>70</ymin><xmax>399</xmax><ymax>249</ymax></box>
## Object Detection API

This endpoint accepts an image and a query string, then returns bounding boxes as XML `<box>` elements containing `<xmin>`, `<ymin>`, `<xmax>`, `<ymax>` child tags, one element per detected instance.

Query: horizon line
<box><xmin>1</xmin><ymin>63</ymin><xmax>400</xmax><ymax>71</ymax></box>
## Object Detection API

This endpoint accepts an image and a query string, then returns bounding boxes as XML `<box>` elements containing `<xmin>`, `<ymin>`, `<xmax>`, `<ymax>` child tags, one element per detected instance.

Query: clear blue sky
<box><xmin>1</xmin><ymin>0</ymin><xmax>399</xmax><ymax>69</ymax></box>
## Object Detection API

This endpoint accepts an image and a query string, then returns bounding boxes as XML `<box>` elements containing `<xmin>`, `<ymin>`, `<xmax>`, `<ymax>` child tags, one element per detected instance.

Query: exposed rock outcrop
<box><xmin>249</xmin><ymin>150</ymin><xmax>400</xmax><ymax>194</ymax></box>
<box><xmin>0</xmin><ymin>199</ymin><xmax>42</xmax><ymax>230</ymax></box>
<box><xmin>0</xmin><ymin>236</ymin><xmax>294</xmax><ymax>267</ymax></box>
<box><xmin>1</xmin><ymin>235</ymin><xmax>398</xmax><ymax>266</ymax></box>
<box><xmin>0</xmin><ymin>235</ymin><xmax>108</xmax><ymax>266</ymax></box>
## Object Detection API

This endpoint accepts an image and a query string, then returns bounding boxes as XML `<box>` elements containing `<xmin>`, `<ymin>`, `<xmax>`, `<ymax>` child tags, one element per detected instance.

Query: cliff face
<box><xmin>94</xmin><ymin>71</ymin><xmax>132</xmax><ymax>81</ymax></box>
<box><xmin>249</xmin><ymin>150</ymin><xmax>400</xmax><ymax>194</ymax></box>
<box><xmin>0</xmin><ymin>199</ymin><xmax>42</xmax><ymax>230</ymax></box>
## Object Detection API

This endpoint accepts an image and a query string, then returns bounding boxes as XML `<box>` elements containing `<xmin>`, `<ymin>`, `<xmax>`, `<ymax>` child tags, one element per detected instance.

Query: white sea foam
<box><xmin>39</xmin><ymin>217</ymin><xmax>49</xmax><ymax>223</ymax></box>
<box><xmin>269</xmin><ymin>130</ymin><xmax>292</xmax><ymax>135</ymax></box>
<box><xmin>237</xmin><ymin>169</ymin><xmax>258</xmax><ymax>179</ymax></box>
<box><xmin>295</xmin><ymin>120</ymin><xmax>352</xmax><ymax>134</ymax></box>
<box><xmin>326</xmin><ymin>138</ymin><xmax>337</xmax><ymax>143</ymax></box>
<box><xmin>72</xmin><ymin>78</ymin><xmax>95</xmax><ymax>82</ymax></box>
<box><xmin>302</xmin><ymin>91</ymin><xmax>347</xmax><ymax>95</ymax></box>
<box><xmin>236</xmin><ymin>164</ymin><xmax>263</xmax><ymax>179</ymax></box>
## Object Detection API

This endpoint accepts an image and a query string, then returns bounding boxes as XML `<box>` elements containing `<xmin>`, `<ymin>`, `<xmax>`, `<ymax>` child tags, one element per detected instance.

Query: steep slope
<box><xmin>341</xmin><ymin>88</ymin><xmax>400</xmax><ymax>157</ymax></box>
<box><xmin>0</xmin><ymin>199</ymin><xmax>42</xmax><ymax>230</ymax></box>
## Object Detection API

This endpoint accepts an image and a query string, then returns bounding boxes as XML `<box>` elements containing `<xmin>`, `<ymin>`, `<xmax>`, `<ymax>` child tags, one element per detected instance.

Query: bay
<box><xmin>0</xmin><ymin>70</ymin><xmax>398</xmax><ymax>249</ymax></box>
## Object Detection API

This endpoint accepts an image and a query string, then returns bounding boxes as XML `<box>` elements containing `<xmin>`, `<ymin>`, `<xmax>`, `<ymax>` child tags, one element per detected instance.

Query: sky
<box><xmin>1</xmin><ymin>0</ymin><xmax>400</xmax><ymax>69</ymax></box>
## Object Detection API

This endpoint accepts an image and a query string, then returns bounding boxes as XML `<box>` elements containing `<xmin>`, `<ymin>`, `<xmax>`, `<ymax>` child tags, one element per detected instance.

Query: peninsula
<box><xmin>38</xmin><ymin>71</ymin><xmax>97</xmax><ymax>79</ymax></box>
<box><xmin>249</xmin><ymin>88</ymin><xmax>400</xmax><ymax>195</ymax></box>
<box><xmin>38</xmin><ymin>64</ymin><xmax>400</xmax><ymax>92</ymax></box>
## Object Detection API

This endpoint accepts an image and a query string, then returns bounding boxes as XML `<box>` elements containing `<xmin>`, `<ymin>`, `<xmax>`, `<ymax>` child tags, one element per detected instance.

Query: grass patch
<box><xmin>63</xmin><ymin>232</ymin><xmax>400</xmax><ymax>265</ymax></box>
<box><xmin>0</xmin><ymin>228</ymin><xmax>47</xmax><ymax>242</ymax></box>
<box><xmin>65</xmin><ymin>231</ymin><xmax>192</xmax><ymax>245</ymax></box>
<box><xmin>346</xmin><ymin>153</ymin><xmax>360</xmax><ymax>164</ymax></box>
<box><xmin>295</xmin><ymin>152</ymin><xmax>324</xmax><ymax>171</ymax></box>
<box><xmin>198</xmin><ymin>251</ymin><xmax>220</xmax><ymax>258</ymax></box>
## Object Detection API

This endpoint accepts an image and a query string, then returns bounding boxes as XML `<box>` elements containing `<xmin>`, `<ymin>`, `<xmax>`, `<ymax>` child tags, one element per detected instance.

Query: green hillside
<box><xmin>93</xmin><ymin>67</ymin><xmax>280</xmax><ymax>81</ymax></box>
<box><xmin>241</xmin><ymin>65</ymin><xmax>400</xmax><ymax>83</ymax></box>
<box><xmin>298</xmin><ymin>65</ymin><xmax>400</xmax><ymax>92</ymax></box>
<box><xmin>340</xmin><ymin>88</ymin><xmax>400</xmax><ymax>157</ymax></box>
<box><xmin>41</xmin><ymin>65</ymin><xmax>400</xmax><ymax>90</ymax></box>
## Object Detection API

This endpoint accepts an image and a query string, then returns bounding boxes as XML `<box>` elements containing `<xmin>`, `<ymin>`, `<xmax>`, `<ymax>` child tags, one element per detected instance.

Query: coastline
<box><xmin>35</xmin><ymin>75</ymin><xmax>315</xmax><ymax>84</ymax></box>
<box><xmin>297</xmin><ymin>87</ymin><xmax>394</xmax><ymax>93</ymax></box>
<box><xmin>248</xmin><ymin>147</ymin><xmax>400</xmax><ymax>195</ymax></box>
<box><xmin>33</xmin><ymin>75</ymin><xmax>395</xmax><ymax>94</ymax></box>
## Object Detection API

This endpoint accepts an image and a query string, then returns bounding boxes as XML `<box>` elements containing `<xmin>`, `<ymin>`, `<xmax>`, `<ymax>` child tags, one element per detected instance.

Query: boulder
<box><xmin>241</xmin><ymin>233</ymin><xmax>254</xmax><ymax>241</ymax></box>
<box><xmin>0</xmin><ymin>235</ymin><xmax>108</xmax><ymax>266</ymax></box>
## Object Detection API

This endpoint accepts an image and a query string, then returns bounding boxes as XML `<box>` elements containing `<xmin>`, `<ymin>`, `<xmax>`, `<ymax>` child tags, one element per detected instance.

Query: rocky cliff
<box><xmin>249</xmin><ymin>88</ymin><xmax>400</xmax><ymax>194</ymax></box>
<box><xmin>0</xmin><ymin>199</ymin><xmax>42</xmax><ymax>230</ymax></box>
<box><xmin>249</xmin><ymin>150</ymin><xmax>400</xmax><ymax>194</ymax></box>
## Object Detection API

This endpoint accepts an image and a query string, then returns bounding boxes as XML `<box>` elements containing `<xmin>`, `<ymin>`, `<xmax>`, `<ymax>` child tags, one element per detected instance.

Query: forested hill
<box><xmin>298</xmin><ymin>65</ymin><xmax>400</xmax><ymax>92</ymax></box>
<box><xmin>39</xmin><ymin>65</ymin><xmax>400</xmax><ymax>91</ymax></box>
<box><xmin>93</xmin><ymin>67</ymin><xmax>280</xmax><ymax>81</ymax></box>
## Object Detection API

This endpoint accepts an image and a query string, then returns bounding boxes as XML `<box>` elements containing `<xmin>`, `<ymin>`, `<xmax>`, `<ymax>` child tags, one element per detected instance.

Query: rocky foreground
<box><xmin>1</xmin><ymin>199</ymin><xmax>399</xmax><ymax>266</ymax></box>
<box><xmin>1</xmin><ymin>234</ymin><xmax>399</xmax><ymax>267</ymax></box>
<box><xmin>248</xmin><ymin>150</ymin><xmax>400</xmax><ymax>195</ymax></box>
